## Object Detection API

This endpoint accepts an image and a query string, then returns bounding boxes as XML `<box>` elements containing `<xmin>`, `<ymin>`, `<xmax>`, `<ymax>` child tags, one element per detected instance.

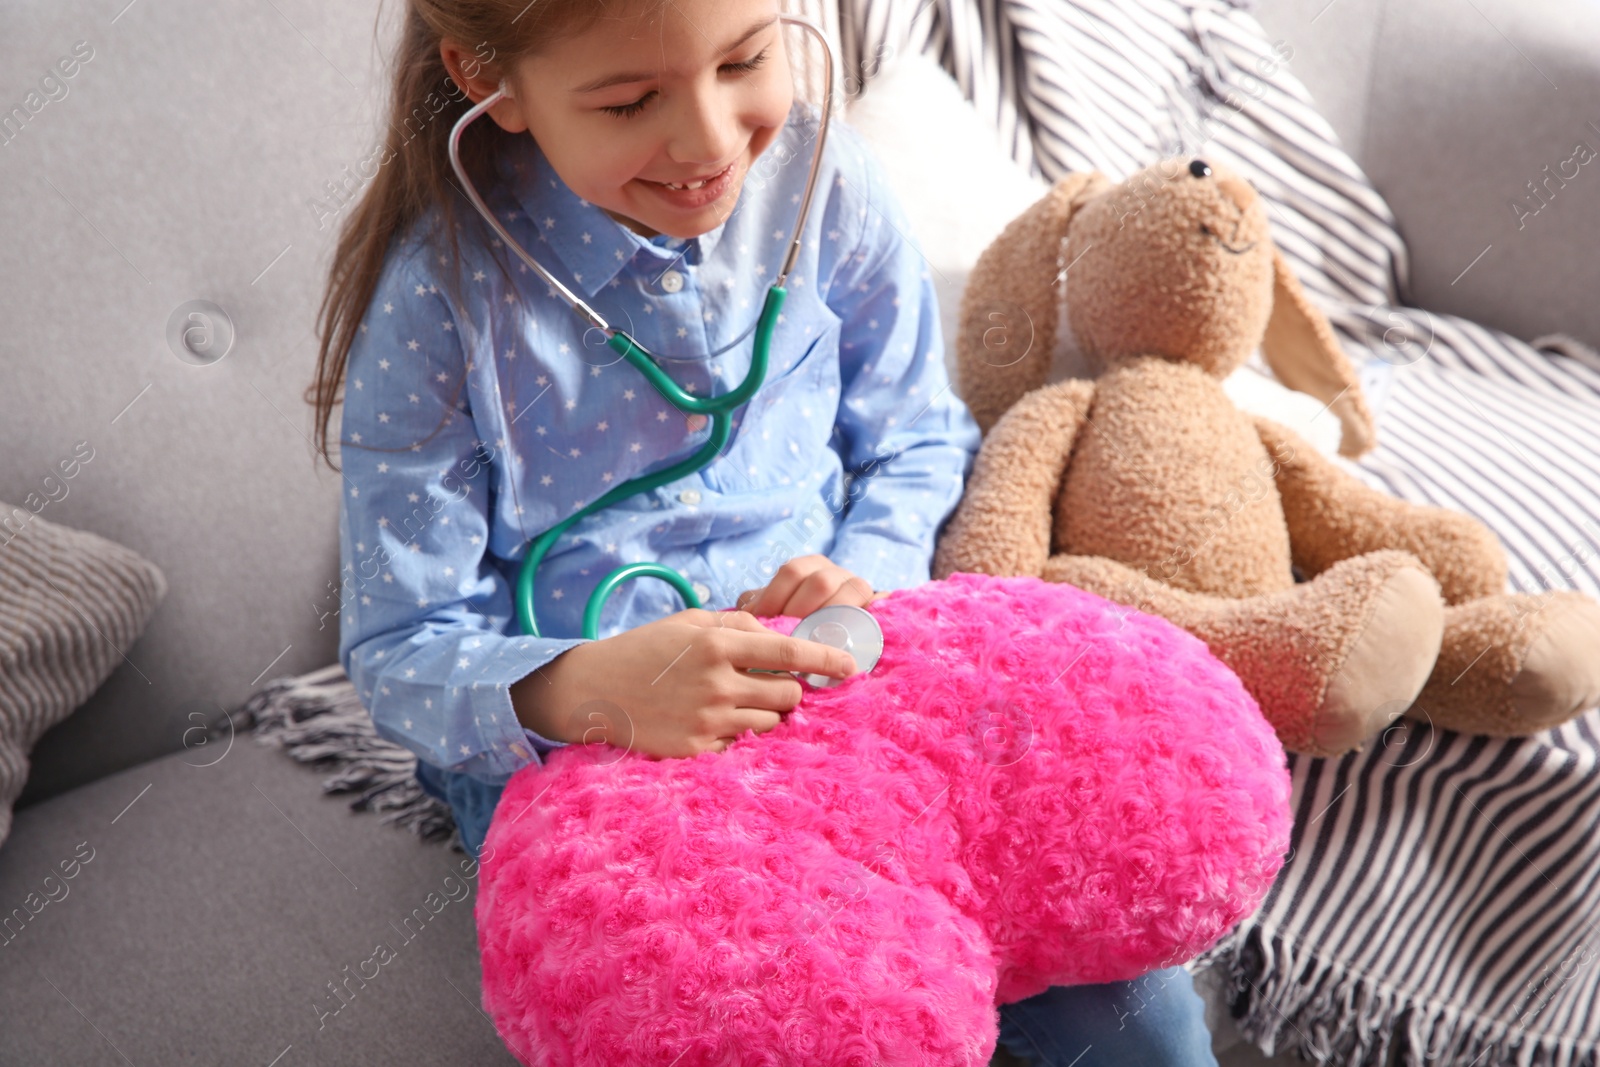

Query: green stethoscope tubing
<box><xmin>445</xmin><ymin>15</ymin><xmax>832</xmax><ymax>641</ymax></box>
<box><xmin>512</xmin><ymin>285</ymin><xmax>786</xmax><ymax>639</ymax></box>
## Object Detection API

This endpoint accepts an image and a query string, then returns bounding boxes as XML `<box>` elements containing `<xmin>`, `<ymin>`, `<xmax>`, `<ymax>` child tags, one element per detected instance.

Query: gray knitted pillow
<box><xmin>0</xmin><ymin>504</ymin><xmax>166</xmax><ymax>844</ymax></box>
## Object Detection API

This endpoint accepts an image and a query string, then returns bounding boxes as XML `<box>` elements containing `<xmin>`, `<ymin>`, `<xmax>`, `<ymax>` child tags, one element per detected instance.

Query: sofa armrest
<box><xmin>1254</xmin><ymin>0</ymin><xmax>1600</xmax><ymax>350</ymax></box>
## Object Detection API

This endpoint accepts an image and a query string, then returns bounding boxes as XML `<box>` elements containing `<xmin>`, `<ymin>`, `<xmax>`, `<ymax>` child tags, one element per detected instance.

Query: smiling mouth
<box><xmin>649</xmin><ymin>162</ymin><xmax>735</xmax><ymax>191</ymax></box>
<box><xmin>636</xmin><ymin>161</ymin><xmax>742</xmax><ymax>212</ymax></box>
<box><xmin>658</xmin><ymin>170</ymin><xmax>725</xmax><ymax>191</ymax></box>
<box><xmin>1199</xmin><ymin>223</ymin><xmax>1257</xmax><ymax>255</ymax></box>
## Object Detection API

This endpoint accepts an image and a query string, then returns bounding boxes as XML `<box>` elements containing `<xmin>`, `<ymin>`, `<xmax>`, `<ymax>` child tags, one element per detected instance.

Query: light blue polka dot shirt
<box><xmin>336</xmin><ymin>103</ymin><xmax>981</xmax><ymax>790</ymax></box>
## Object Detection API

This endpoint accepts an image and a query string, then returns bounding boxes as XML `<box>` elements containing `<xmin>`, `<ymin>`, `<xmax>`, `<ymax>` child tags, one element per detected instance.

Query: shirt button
<box><xmin>691</xmin><ymin>581</ymin><xmax>711</xmax><ymax>603</ymax></box>
<box><xmin>660</xmin><ymin>270</ymin><xmax>685</xmax><ymax>293</ymax></box>
<box><xmin>679</xmin><ymin>488</ymin><xmax>702</xmax><ymax>506</ymax></box>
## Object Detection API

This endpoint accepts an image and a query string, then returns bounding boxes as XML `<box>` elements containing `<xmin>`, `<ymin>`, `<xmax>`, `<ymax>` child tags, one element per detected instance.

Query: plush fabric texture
<box><xmin>835</xmin><ymin>3</ymin><xmax>1600</xmax><ymax>1062</ymax></box>
<box><xmin>1056</xmin><ymin>357</ymin><xmax>1296</xmax><ymax>600</ymax></box>
<box><xmin>933</xmin><ymin>160</ymin><xmax>1600</xmax><ymax>756</ymax></box>
<box><xmin>475</xmin><ymin>572</ymin><xmax>1292</xmax><ymax>1066</ymax></box>
<box><xmin>954</xmin><ymin>172</ymin><xmax>1110</xmax><ymax>438</ymax></box>
<box><xmin>1040</xmin><ymin>548</ymin><xmax>1445</xmax><ymax>757</ymax></box>
<box><xmin>0</xmin><ymin>505</ymin><xmax>166</xmax><ymax>844</ymax></box>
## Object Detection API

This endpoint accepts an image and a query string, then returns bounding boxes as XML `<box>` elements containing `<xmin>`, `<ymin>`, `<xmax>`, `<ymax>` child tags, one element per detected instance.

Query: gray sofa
<box><xmin>2</xmin><ymin>0</ymin><xmax>1595</xmax><ymax>1063</ymax></box>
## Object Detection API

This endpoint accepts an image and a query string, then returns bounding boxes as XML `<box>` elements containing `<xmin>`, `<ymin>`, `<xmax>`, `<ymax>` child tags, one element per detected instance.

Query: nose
<box><xmin>668</xmin><ymin>83</ymin><xmax>741</xmax><ymax>166</ymax></box>
<box><xmin>1216</xmin><ymin>175</ymin><xmax>1256</xmax><ymax>211</ymax></box>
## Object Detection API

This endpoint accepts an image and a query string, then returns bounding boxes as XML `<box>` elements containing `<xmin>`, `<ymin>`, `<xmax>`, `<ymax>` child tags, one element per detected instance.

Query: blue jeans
<box><xmin>996</xmin><ymin>967</ymin><xmax>1218</xmax><ymax>1066</ymax></box>
<box><xmin>414</xmin><ymin>761</ymin><xmax>503</xmax><ymax>858</ymax></box>
<box><xmin>424</xmin><ymin>765</ymin><xmax>1216</xmax><ymax>1066</ymax></box>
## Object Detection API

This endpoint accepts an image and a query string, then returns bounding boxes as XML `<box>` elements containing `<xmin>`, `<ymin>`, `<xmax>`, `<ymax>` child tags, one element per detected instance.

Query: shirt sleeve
<box><xmin>336</xmin><ymin>245</ymin><xmax>582</xmax><ymax>786</ymax></box>
<box><xmin>821</xmin><ymin>140</ymin><xmax>983</xmax><ymax>591</ymax></box>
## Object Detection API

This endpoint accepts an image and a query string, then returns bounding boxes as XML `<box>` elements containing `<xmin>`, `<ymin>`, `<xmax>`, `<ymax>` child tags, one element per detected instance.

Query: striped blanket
<box><xmin>832</xmin><ymin>1</ymin><xmax>1600</xmax><ymax>1064</ymax></box>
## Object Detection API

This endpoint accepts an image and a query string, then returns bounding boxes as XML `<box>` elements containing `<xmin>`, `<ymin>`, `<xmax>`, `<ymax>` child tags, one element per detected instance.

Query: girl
<box><xmin>311</xmin><ymin>1</ymin><xmax>1218</xmax><ymax>1063</ymax></box>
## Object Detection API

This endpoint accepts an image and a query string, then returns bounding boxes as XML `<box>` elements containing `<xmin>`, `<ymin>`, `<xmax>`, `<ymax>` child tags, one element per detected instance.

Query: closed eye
<box><xmin>720</xmin><ymin>46</ymin><xmax>770</xmax><ymax>76</ymax></box>
<box><xmin>601</xmin><ymin>93</ymin><xmax>656</xmax><ymax>119</ymax></box>
<box><xmin>600</xmin><ymin>48</ymin><xmax>771</xmax><ymax>119</ymax></box>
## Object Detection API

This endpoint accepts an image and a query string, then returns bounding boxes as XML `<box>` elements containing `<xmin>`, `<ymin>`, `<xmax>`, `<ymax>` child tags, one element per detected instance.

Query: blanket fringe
<box><xmin>238</xmin><ymin>664</ymin><xmax>463</xmax><ymax>852</ymax></box>
<box><xmin>1197</xmin><ymin>924</ymin><xmax>1598</xmax><ymax>1067</ymax></box>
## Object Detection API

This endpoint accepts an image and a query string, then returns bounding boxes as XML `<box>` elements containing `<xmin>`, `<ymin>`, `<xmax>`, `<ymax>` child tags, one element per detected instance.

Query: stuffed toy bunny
<box><xmin>476</xmin><ymin>572</ymin><xmax>1292</xmax><ymax>1065</ymax></box>
<box><xmin>933</xmin><ymin>158</ymin><xmax>1600</xmax><ymax>756</ymax></box>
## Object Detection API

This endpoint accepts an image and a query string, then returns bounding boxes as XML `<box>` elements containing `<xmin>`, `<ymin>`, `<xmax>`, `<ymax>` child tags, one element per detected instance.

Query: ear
<box><xmin>1261</xmin><ymin>246</ymin><xmax>1377</xmax><ymax>458</ymax></box>
<box><xmin>956</xmin><ymin>172</ymin><xmax>1110</xmax><ymax>435</ymax></box>
<box><xmin>440</xmin><ymin>38</ymin><xmax>525</xmax><ymax>133</ymax></box>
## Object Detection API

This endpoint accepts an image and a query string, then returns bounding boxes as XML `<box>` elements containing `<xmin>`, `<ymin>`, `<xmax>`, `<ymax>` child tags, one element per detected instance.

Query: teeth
<box><xmin>661</xmin><ymin>171</ymin><xmax>719</xmax><ymax>191</ymax></box>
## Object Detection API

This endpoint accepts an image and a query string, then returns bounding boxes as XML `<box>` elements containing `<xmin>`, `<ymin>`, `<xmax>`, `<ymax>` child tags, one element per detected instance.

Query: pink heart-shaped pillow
<box><xmin>477</xmin><ymin>572</ymin><xmax>1291</xmax><ymax>1065</ymax></box>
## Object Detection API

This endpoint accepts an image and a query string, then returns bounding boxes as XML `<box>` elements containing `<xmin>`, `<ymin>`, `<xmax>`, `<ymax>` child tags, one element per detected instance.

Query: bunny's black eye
<box><xmin>1189</xmin><ymin>159</ymin><xmax>1212</xmax><ymax>178</ymax></box>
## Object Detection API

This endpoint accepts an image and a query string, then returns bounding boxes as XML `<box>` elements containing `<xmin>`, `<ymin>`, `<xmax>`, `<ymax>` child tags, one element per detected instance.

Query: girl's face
<box><xmin>450</xmin><ymin>0</ymin><xmax>794</xmax><ymax>240</ymax></box>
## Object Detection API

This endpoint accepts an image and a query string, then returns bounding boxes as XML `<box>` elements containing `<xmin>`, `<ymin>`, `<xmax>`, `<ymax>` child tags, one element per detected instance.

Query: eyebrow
<box><xmin>570</xmin><ymin>14</ymin><xmax>779</xmax><ymax>93</ymax></box>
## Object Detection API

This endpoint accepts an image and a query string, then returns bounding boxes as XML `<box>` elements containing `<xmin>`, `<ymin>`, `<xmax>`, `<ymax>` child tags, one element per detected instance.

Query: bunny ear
<box><xmin>956</xmin><ymin>172</ymin><xmax>1110</xmax><ymax>435</ymax></box>
<box><xmin>1261</xmin><ymin>246</ymin><xmax>1378</xmax><ymax>458</ymax></box>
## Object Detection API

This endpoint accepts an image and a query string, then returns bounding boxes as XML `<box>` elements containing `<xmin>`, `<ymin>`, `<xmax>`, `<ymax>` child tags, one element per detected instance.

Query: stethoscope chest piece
<box><xmin>790</xmin><ymin>604</ymin><xmax>884</xmax><ymax>688</ymax></box>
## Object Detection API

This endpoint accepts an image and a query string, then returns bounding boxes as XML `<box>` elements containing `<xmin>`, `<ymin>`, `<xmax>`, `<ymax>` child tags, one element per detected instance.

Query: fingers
<box><xmin>736</xmin><ymin>555</ymin><xmax>830</xmax><ymax>616</ymax></box>
<box><xmin>721</xmin><ymin>627</ymin><xmax>858</xmax><ymax>680</ymax></box>
<box><xmin>737</xmin><ymin>556</ymin><xmax>877</xmax><ymax>617</ymax></box>
<box><xmin>683</xmin><ymin>606</ymin><xmax>772</xmax><ymax>633</ymax></box>
<box><xmin>725</xmin><ymin>668</ymin><xmax>805</xmax><ymax>712</ymax></box>
<box><xmin>729</xmin><ymin>707</ymin><xmax>784</xmax><ymax>736</ymax></box>
<box><xmin>779</xmin><ymin>569</ymin><xmax>874</xmax><ymax>616</ymax></box>
<box><xmin>706</xmin><ymin>707</ymin><xmax>784</xmax><ymax>755</ymax></box>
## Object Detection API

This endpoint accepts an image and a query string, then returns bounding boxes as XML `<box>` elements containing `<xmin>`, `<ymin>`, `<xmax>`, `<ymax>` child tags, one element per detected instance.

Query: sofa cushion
<box><xmin>0</xmin><ymin>739</ymin><xmax>514</xmax><ymax>1065</ymax></box>
<box><xmin>0</xmin><ymin>505</ymin><xmax>165</xmax><ymax>845</ymax></box>
<box><xmin>1</xmin><ymin>0</ymin><xmax>359</xmax><ymax>807</ymax></box>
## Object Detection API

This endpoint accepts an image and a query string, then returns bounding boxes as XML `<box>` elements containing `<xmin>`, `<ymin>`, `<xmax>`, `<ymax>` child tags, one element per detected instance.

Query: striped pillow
<box><xmin>0</xmin><ymin>505</ymin><xmax>166</xmax><ymax>844</ymax></box>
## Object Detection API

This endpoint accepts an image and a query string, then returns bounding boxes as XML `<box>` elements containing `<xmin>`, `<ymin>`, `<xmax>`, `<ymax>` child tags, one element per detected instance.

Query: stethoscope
<box><xmin>447</xmin><ymin>16</ymin><xmax>883</xmax><ymax>683</ymax></box>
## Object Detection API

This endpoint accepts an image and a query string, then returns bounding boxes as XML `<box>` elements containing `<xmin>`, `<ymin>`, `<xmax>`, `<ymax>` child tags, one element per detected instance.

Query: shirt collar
<box><xmin>500</xmin><ymin>135</ymin><xmax>731</xmax><ymax>299</ymax></box>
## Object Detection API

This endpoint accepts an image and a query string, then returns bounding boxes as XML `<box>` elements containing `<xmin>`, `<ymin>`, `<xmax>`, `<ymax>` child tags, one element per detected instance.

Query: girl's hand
<box><xmin>514</xmin><ymin>607</ymin><xmax>858</xmax><ymax>759</ymax></box>
<box><xmin>734</xmin><ymin>555</ymin><xmax>891</xmax><ymax>618</ymax></box>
